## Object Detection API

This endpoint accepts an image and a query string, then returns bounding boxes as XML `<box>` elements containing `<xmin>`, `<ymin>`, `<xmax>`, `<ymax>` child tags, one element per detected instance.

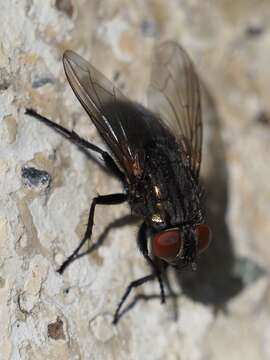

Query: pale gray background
<box><xmin>1</xmin><ymin>0</ymin><xmax>270</xmax><ymax>359</ymax></box>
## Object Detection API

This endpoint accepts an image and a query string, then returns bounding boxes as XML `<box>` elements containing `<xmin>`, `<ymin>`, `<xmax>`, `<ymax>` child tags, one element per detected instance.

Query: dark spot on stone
<box><xmin>63</xmin><ymin>287</ymin><xmax>70</xmax><ymax>295</ymax></box>
<box><xmin>32</xmin><ymin>77</ymin><xmax>54</xmax><ymax>88</ymax></box>
<box><xmin>113</xmin><ymin>71</ymin><xmax>120</xmax><ymax>82</ymax></box>
<box><xmin>245</xmin><ymin>24</ymin><xmax>264</xmax><ymax>37</ymax></box>
<box><xmin>141</xmin><ymin>19</ymin><xmax>158</xmax><ymax>37</ymax></box>
<box><xmin>21</xmin><ymin>167</ymin><xmax>51</xmax><ymax>189</ymax></box>
<box><xmin>48</xmin><ymin>149</ymin><xmax>57</xmax><ymax>161</ymax></box>
<box><xmin>256</xmin><ymin>111</ymin><xmax>270</xmax><ymax>126</ymax></box>
<box><xmin>48</xmin><ymin>317</ymin><xmax>65</xmax><ymax>340</ymax></box>
<box><xmin>56</xmin><ymin>0</ymin><xmax>73</xmax><ymax>17</ymax></box>
<box><xmin>0</xmin><ymin>67</ymin><xmax>11</xmax><ymax>90</ymax></box>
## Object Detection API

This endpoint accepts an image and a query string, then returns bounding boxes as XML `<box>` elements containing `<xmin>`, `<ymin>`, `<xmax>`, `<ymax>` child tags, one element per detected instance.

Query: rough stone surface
<box><xmin>1</xmin><ymin>1</ymin><xmax>270</xmax><ymax>359</ymax></box>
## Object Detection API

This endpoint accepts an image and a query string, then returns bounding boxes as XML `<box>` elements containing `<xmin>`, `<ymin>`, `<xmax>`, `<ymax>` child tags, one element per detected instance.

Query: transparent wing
<box><xmin>147</xmin><ymin>41</ymin><xmax>202</xmax><ymax>178</ymax></box>
<box><xmin>63</xmin><ymin>50</ymin><xmax>167</xmax><ymax>180</ymax></box>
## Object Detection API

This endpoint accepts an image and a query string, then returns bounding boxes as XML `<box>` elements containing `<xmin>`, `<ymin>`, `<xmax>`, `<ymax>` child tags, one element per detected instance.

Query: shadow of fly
<box><xmin>26</xmin><ymin>41</ymin><xmax>211</xmax><ymax>324</ymax></box>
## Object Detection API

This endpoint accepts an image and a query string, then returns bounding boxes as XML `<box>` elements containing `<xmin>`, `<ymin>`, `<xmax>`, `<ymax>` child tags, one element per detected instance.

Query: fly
<box><xmin>25</xmin><ymin>41</ymin><xmax>211</xmax><ymax>324</ymax></box>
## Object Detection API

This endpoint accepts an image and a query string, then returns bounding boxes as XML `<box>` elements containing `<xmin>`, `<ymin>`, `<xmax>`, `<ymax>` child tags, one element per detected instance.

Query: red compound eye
<box><xmin>196</xmin><ymin>224</ymin><xmax>212</xmax><ymax>254</ymax></box>
<box><xmin>151</xmin><ymin>229</ymin><xmax>182</xmax><ymax>260</ymax></box>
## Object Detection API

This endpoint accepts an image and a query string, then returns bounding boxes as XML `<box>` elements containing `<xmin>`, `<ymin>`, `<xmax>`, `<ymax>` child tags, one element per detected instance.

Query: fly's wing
<box><xmin>63</xmin><ymin>50</ymin><xmax>165</xmax><ymax>180</ymax></box>
<box><xmin>147</xmin><ymin>41</ymin><xmax>202</xmax><ymax>179</ymax></box>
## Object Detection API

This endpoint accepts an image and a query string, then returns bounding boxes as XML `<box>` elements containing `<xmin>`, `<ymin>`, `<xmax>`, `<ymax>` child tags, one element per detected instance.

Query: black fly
<box><xmin>25</xmin><ymin>41</ymin><xmax>211</xmax><ymax>324</ymax></box>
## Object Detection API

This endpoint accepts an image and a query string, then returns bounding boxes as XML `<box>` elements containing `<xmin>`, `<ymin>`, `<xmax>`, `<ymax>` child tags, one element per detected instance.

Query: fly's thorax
<box><xmin>149</xmin><ymin>141</ymin><xmax>202</xmax><ymax>216</ymax></box>
<box><xmin>128</xmin><ymin>173</ymin><xmax>172</xmax><ymax>229</ymax></box>
<box><xmin>128</xmin><ymin>139</ymin><xmax>204</xmax><ymax>228</ymax></box>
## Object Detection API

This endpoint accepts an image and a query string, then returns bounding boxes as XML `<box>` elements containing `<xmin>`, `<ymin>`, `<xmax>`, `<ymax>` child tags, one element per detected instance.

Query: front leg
<box><xmin>57</xmin><ymin>193</ymin><xmax>127</xmax><ymax>274</ymax></box>
<box><xmin>137</xmin><ymin>222</ymin><xmax>165</xmax><ymax>304</ymax></box>
<box><xmin>113</xmin><ymin>273</ymin><xmax>156</xmax><ymax>325</ymax></box>
<box><xmin>113</xmin><ymin>222</ymin><xmax>167</xmax><ymax>324</ymax></box>
<box><xmin>25</xmin><ymin>109</ymin><xmax>125</xmax><ymax>182</ymax></box>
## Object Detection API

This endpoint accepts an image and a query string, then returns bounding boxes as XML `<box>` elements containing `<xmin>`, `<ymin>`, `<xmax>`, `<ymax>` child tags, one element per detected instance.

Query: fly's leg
<box><xmin>137</xmin><ymin>222</ymin><xmax>165</xmax><ymax>304</ymax></box>
<box><xmin>115</xmin><ymin>292</ymin><xmax>179</xmax><ymax>324</ymax></box>
<box><xmin>25</xmin><ymin>109</ymin><xmax>125</xmax><ymax>182</ymax></box>
<box><xmin>162</xmin><ymin>264</ymin><xmax>179</xmax><ymax>321</ymax></box>
<box><xmin>112</xmin><ymin>223</ymin><xmax>166</xmax><ymax>325</ymax></box>
<box><xmin>113</xmin><ymin>273</ymin><xmax>156</xmax><ymax>325</ymax></box>
<box><xmin>114</xmin><ymin>262</ymin><xmax>179</xmax><ymax>324</ymax></box>
<box><xmin>25</xmin><ymin>109</ymin><xmax>127</xmax><ymax>271</ymax></box>
<box><xmin>57</xmin><ymin>193</ymin><xmax>127</xmax><ymax>274</ymax></box>
<box><xmin>113</xmin><ymin>267</ymin><xmax>179</xmax><ymax>324</ymax></box>
<box><xmin>72</xmin><ymin>214</ymin><xmax>136</xmax><ymax>261</ymax></box>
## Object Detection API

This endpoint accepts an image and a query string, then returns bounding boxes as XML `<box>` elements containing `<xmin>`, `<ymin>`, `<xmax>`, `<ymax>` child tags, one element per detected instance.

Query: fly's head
<box><xmin>150</xmin><ymin>223</ymin><xmax>212</xmax><ymax>269</ymax></box>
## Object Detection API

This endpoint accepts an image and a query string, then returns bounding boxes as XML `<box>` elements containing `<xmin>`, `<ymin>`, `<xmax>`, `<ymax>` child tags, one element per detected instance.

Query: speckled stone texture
<box><xmin>1</xmin><ymin>1</ymin><xmax>270</xmax><ymax>359</ymax></box>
